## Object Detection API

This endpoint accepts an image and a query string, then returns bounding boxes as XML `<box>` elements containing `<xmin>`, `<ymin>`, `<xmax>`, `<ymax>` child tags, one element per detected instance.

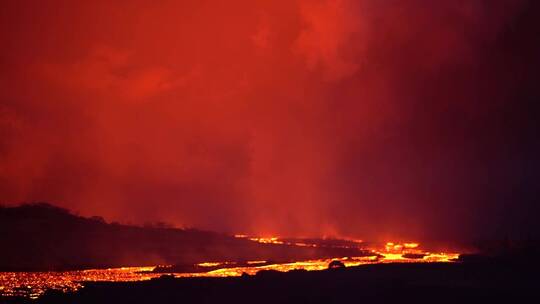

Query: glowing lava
<box><xmin>179</xmin><ymin>239</ymin><xmax>459</xmax><ymax>277</ymax></box>
<box><xmin>0</xmin><ymin>267</ymin><xmax>158</xmax><ymax>299</ymax></box>
<box><xmin>0</xmin><ymin>238</ymin><xmax>459</xmax><ymax>299</ymax></box>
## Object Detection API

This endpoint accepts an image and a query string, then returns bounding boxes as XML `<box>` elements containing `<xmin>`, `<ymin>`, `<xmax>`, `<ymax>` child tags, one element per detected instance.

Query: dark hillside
<box><xmin>0</xmin><ymin>203</ymin><xmax>365</xmax><ymax>271</ymax></box>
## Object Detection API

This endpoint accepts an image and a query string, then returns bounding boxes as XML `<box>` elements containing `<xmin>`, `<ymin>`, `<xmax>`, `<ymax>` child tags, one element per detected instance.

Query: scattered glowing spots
<box><xmin>246</xmin><ymin>260</ymin><xmax>267</xmax><ymax>265</ymax></box>
<box><xmin>197</xmin><ymin>262</ymin><xmax>222</xmax><ymax>267</ymax></box>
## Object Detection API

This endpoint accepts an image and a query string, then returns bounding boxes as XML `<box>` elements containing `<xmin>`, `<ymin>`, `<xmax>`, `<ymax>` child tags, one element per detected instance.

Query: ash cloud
<box><xmin>1</xmin><ymin>0</ymin><xmax>539</xmax><ymax>241</ymax></box>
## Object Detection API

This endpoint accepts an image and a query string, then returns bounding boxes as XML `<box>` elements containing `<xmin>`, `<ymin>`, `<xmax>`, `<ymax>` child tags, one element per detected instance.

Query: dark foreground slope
<box><xmin>20</xmin><ymin>259</ymin><xmax>540</xmax><ymax>304</ymax></box>
<box><xmin>0</xmin><ymin>203</ymin><xmax>365</xmax><ymax>271</ymax></box>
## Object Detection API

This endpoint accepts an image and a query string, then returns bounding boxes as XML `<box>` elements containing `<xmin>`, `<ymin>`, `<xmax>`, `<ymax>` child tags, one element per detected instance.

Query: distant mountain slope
<box><xmin>0</xmin><ymin>203</ymin><xmax>364</xmax><ymax>271</ymax></box>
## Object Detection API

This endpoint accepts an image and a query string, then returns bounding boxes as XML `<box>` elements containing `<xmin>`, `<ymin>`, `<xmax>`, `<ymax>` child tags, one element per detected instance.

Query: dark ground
<box><xmin>0</xmin><ymin>204</ymin><xmax>368</xmax><ymax>271</ymax></box>
<box><xmin>4</xmin><ymin>258</ymin><xmax>539</xmax><ymax>304</ymax></box>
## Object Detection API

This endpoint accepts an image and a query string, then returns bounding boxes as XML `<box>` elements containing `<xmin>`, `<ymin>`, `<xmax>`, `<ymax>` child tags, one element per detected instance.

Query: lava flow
<box><xmin>0</xmin><ymin>238</ymin><xmax>459</xmax><ymax>299</ymax></box>
<box><xmin>180</xmin><ymin>237</ymin><xmax>459</xmax><ymax>277</ymax></box>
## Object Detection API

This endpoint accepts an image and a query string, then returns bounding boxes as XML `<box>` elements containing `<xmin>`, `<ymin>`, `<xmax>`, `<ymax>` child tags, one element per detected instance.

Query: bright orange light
<box><xmin>197</xmin><ymin>262</ymin><xmax>222</xmax><ymax>267</ymax></box>
<box><xmin>248</xmin><ymin>237</ymin><xmax>284</xmax><ymax>245</ymax></box>
<box><xmin>0</xmin><ymin>239</ymin><xmax>460</xmax><ymax>299</ymax></box>
<box><xmin>404</xmin><ymin>243</ymin><xmax>419</xmax><ymax>248</ymax></box>
<box><xmin>246</xmin><ymin>260</ymin><xmax>267</xmax><ymax>265</ymax></box>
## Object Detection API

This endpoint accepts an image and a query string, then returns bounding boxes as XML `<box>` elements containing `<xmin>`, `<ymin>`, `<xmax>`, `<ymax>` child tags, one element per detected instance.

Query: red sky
<box><xmin>1</xmin><ymin>0</ymin><xmax>539</xmax><ymax>241</ymax></box>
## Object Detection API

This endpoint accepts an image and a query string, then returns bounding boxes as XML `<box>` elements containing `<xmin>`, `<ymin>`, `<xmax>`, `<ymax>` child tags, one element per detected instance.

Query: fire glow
<box><xmin>178</xmin><ymin>238</ymin><xmax>459</xmax><ymax>277</ymax></box>
<box><xmin>0</xmin><ymin>239</ymin><xmax>459</xmax><ymax>299</ymax></box>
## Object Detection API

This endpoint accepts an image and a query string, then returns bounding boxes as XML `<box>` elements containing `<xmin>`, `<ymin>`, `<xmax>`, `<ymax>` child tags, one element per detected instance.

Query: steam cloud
<box><xmin>1</xmin><ymin>0</ymin><xmax>539</xmax><ymax>241</ymax></box>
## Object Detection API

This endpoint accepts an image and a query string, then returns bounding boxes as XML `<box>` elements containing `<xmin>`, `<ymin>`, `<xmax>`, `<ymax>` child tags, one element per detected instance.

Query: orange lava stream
<box><xmin>179</xmin><ymin>252</ymin><xmax>459</xmax><ymax>278</ymax></box>
<box><xmin>0</xmin><ymin>240</ymin><xmax>459</xmax><ymax>299</ymax></box>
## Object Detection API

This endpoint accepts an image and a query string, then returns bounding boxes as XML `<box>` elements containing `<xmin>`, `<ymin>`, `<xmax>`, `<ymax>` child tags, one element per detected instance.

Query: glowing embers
<box><xmin>197</xmin><ymin>262</ymin><xmax>223</xmax><ymax>267</ymax></box>
<box><xmin>0</xmin><ymin>267</ymin><xmax>158</xmax><ymax>299</ymax></box>
<box><xmin>247</xmin><ymin>237</ymin><xmax>284</xmax><ymax>245</ymax></box>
